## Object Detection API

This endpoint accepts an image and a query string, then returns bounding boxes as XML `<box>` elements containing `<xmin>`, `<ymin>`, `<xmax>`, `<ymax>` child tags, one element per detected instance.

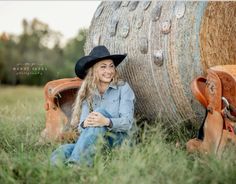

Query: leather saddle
<box><xmin>187</xmin><ymin>65</ymin><xmax>236</xmax><ymax>155</ymax></box>
<box><xmin>40</xmin><ymin>78</ymin><xmax>82</xmax><ymax>142</ymax></box>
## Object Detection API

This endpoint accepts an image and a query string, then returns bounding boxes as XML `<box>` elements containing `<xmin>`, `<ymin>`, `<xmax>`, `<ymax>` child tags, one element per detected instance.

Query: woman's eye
<box><xmin>101</xmin><ymin>66</ymin><xmax>106</xmax><ymax>68</ymax></box>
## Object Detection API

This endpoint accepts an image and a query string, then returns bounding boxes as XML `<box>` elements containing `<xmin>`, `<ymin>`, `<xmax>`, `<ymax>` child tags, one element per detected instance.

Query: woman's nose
<box><xmin>105</xmin><ymin>67</ymin><xmax>112</xmax><ymax>73</ymax></box>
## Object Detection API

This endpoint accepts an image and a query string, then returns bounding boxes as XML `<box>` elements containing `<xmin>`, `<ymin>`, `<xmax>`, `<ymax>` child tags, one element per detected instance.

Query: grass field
<box><xmin>0</xmin><ymin>86</ymin><xmax>235</xmax><ymax>184</ymax></box>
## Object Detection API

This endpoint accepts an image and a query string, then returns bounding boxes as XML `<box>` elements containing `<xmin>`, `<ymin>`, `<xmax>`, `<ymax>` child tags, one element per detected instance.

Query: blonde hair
<box><xmin>70</xmin><ymin>61</ymin><xmax>124</xmax><ymax>127</ymax></box>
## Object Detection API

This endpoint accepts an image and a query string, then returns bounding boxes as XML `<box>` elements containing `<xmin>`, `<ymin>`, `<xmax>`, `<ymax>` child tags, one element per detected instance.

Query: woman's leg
<box><xmin>67</xmin><ymin>127</ymin><xmax>107</xmax><ymax>166</ymax></box>
<box><xmin>66</xmin><ymin>108</ymin><xmax>111</xmax><ymax>166</ymax></box>
<box><xmin>50</xmin><ymin>144</ymin><xmax>75</xmax><ymax>166</ymax></box>
<box><xmin>94</xmin><ymin>108</ymin><xmax>128</xmax><ymax>148</ymax></box>
<box><xmin>66</xmin><ymin>108</ymin><xmax>127</xmax><ymax>166</ymax></box>
<box><xmin>106</xmin><ymin>132</ymin><xmax>128</xmax><ymax>148</ymax></box>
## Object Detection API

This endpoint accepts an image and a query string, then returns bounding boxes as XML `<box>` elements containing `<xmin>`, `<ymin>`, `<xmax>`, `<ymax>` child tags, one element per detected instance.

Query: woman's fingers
<box><xmin>87</xmin><ymin>113</ymin><xmax>99</xmax><ymax>120</ymax></box>
<box><xmin>88</xmin><ymin>112</ymin><xmax>103</xmax><ymax>121</ymax></box>
<box><xmin>85</xmin><ymin>121</ymin><xmax>103</xmax><ymax>127</ymax></box>
<box><xmin>87</xmin><ymin>116</ymin><xmax>98</xmax><ymax>123</ymax></box>
<box><xmin>90</xmin><ymin>112</ymin><xmax>103</xmax><ymax>118</ymax></box>
<box><xmin>84</xmin><ymin>118</ymin><xmax>99</xmax><ymax>126</ymax></box>
<box><xmin>84</xmin><ymin>112</ymin><xmax>107</xmax><ymax>126</ymax></box>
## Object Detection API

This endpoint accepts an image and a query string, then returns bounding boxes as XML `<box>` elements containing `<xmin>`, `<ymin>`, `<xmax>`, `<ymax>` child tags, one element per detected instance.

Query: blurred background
<box><xmin>0</xmin><ymin>1</ymin><xmax>100</xmax><ymax>86</ymax></box>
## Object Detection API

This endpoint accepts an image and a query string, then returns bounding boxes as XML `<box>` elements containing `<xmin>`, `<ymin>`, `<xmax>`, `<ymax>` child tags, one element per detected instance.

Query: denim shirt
<box><xmin>79</xmin><ymin>82</ymin><xmax>135</xmax><ymax>133</ymax></box>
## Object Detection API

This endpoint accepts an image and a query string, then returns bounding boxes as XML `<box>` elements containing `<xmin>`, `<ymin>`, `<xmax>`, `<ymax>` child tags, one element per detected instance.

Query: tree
<box><xmin>64</xmin><ymin>29</ymin><xmax>87</xmax><ymax>64</ymax></box>
<box><xmin>0</xmin><ymin>19</ymin><xmax>88</xmax><ymax>85</ymax></box>
<box><xmin>62</xmin><ymin>28</ymin><xmax>88</xmax><ymax>78</ymax></box>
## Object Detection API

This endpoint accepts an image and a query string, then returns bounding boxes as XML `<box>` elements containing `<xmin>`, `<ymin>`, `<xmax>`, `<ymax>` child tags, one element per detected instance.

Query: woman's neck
<box><xmin>97</xmin><ymin>82</ymin><xmax>109</xmax><ymax>95</ymax></box>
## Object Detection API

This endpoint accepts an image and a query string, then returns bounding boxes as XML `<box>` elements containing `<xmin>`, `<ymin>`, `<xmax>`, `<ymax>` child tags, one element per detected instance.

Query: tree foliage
<box><xmin>0</xmin><ymin>18</ymin><xmax>87</xmax><ymax>85</ymax></box>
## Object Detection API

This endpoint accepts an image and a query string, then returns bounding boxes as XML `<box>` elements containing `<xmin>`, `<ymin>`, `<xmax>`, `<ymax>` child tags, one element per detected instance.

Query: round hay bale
<box><xmin>85</xmin><ymin>1</ymin><xmax>236</xmax><ymax>124</ymax></box>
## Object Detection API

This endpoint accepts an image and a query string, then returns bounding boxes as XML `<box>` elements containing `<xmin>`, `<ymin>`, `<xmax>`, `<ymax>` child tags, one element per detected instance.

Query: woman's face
<box><xmin>95</xmin><ymin>59</ymin><xmax>115</xmax><ymax>84</ymax></box>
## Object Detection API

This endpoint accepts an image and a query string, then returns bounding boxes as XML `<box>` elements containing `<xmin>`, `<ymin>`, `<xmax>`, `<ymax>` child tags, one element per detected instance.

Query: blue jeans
<box><xmin>50</xmin><ymin>108</ymin><xmax>127</xmax><ymax>167</ymax></box>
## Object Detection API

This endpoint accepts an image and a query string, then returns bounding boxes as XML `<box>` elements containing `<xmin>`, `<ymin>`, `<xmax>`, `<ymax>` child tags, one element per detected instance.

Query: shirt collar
<box><xmin>108</xmin><ymin>83</ymin><xmax>118</xmax><ymax>89</ymax></box>
<box><xmin>94</xmin><ymin>83</ymin><xmax>118</xmax><ymax>96</ymax></box>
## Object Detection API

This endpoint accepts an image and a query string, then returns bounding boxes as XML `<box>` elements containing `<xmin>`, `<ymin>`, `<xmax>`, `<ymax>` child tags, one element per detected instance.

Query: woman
<box><xmin>50</xmin><ymin>45</ymin><xmax>135</xmax><ymax>167</ymax></box>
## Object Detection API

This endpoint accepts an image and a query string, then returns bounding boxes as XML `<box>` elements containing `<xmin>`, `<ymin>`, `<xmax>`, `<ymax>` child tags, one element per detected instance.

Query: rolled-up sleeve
<box><xmin>109</xmin><ymin>83</ymin><xmax>135</xmax><ymax>132</ymax></box>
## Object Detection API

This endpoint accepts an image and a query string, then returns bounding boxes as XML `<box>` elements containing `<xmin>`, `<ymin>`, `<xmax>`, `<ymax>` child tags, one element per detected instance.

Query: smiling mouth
<box><xmin>103</xmin><ymin>76</ymin><xmax>112</xmax><ymax>78</ymax></box>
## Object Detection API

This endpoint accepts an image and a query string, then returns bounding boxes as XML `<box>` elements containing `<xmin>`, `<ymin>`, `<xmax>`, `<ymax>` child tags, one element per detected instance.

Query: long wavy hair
<box><xmin>70</xmin><ymin>61</ymin><xmax>124</xmax><ymax>127</ymax></box>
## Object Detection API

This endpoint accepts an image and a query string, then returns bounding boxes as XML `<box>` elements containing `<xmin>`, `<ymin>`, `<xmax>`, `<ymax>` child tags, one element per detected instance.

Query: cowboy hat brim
<box><xmin>75</xmin><ymin>54</ymin><xmax>127</xmax><ymax>79</ymax></box>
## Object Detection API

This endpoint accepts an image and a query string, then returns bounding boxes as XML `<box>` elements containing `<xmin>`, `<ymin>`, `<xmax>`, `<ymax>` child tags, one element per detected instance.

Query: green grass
<box><xmin>0</xmin><ymin>86</ymin><xmax>235</xmax><ymax>184</ymax></box>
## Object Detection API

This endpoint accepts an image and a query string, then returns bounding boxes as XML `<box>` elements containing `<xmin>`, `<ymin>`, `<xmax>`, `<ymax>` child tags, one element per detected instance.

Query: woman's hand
<box><xmin>84</xmin><ymin>112</ymin><xmax>110</xmax><ymax>127</ymax></box>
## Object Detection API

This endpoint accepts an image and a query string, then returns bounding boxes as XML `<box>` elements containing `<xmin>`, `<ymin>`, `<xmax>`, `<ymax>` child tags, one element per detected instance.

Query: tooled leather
<box><xmin>41</xmin><ymin>78</ymin><xmax>82</xmax><ymax>141</ymax></box>
<box><xmin>187</xmin><ymin>65</ymin><xmax>236</xmax><ymax>155</ymax></box>
<box><xmin>205</xmin><ymin>69</ymin><xmax>222</xmax><ymax>112</ymax></box>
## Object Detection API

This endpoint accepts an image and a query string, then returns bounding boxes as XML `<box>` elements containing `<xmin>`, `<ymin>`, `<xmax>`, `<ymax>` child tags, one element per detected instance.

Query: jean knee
<box><xmin>83</xmin><ymin>127</ymin><xmax>107</xmax><ymax>136</ymax></box>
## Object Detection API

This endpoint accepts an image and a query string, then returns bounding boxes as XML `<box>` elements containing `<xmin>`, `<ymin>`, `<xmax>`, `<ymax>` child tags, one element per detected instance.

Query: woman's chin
<box><xmin>100</xmin><ymin>78</ymin><xmax>112</xmax><ymax>83</ymax></box>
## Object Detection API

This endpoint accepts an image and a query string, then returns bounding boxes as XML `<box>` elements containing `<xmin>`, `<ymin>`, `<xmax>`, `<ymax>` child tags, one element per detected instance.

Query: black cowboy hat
<box><xmin>75</xmin><ymin>45</ymin><xmax>127</xmax><ymax>79</ymax></box>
